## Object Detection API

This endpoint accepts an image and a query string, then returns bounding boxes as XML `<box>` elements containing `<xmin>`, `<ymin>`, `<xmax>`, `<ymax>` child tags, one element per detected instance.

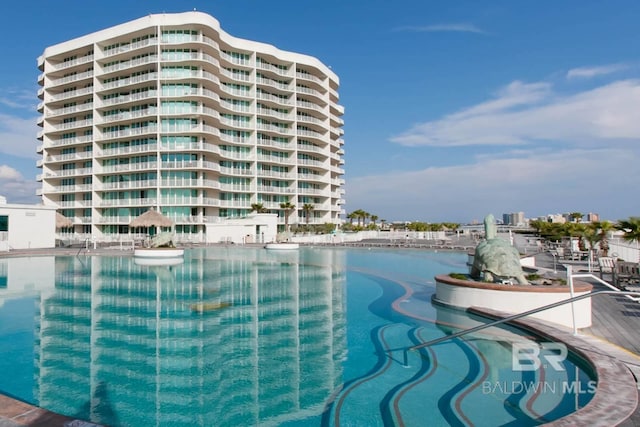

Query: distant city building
<box><xmin>36</xmin><ymin>11</ymin><xmax>345</xmax><ymax>243</ymax></box>
<box><xmin>502</xmin><ymin>211</ymin><xmax>525</xmax><ymax>226</ymax></box>
<box><xmin>586</xmin><ymin>213</ymin><xmax>600</xmax><ymax>222</ymax></box>
<box><xmin>546</xmin><ymin>214</ymin><xmax>566</xmax><ymax>224</ymax></box>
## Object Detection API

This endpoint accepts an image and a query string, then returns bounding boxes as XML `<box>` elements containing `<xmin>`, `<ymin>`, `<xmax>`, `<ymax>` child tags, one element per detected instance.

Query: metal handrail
<box><xmin>409</xmin><ymin>289</ymin><xmax>640</xmax><ymax>351</ymax></box>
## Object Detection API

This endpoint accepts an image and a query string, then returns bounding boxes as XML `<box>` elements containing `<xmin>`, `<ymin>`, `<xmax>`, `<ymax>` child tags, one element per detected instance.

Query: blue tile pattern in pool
<box><xmin>0</xmin><ymin>247</ymin><xmax>594</xmax><ymax>426</ymax></box>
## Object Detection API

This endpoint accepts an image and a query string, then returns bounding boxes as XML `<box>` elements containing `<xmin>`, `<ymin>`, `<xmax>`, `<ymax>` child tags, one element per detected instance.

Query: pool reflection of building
<box><xmin>24</xmin><ymin>249</ymin><xmax>347</xmax><ymax>426</ymax></box>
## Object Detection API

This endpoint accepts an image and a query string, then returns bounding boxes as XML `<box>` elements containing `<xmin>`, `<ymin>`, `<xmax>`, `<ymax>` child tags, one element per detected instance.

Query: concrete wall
<box><xmin>205</xmin><ymin>214</ymin><xmax>277</xmax><ymax>244</ymax></box>
<box><xmin>0</xmin><ymin>204</ymin><xmax>57</xmax><ymax>250</ymax></box>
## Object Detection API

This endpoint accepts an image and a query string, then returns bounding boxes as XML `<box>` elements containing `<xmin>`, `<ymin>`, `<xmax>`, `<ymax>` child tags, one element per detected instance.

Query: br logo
<box><xmin>512</xmin><ymin>342</ymin><xmax>568</xmax><ymax>372</ymax></box>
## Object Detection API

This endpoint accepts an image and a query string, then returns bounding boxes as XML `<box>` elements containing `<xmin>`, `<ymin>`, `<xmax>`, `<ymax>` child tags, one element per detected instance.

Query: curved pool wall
<box><xmin>0</xmin><ymin>247</ymin><xmax>609</xmax><ymax>426</ymax></box>
<box><xmin>434</xmin><ymin>274</ymin><xmax>593</xmax><ymax>329</ymax></box>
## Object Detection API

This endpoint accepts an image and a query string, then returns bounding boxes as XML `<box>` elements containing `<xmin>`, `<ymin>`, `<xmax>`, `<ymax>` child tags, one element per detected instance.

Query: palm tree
<box><xmin>370</xmin><ymin>215</ymin><xmax>378</xmax><ymax>227</ymax></box>
<box><xmin>616</xmin><ymin>217</ymin><xmax>640</xmax><ymax>244</ymax></box>
<box><xmin>250</xmin><ymin>203</ymin><xmax>269</xmax><ymax>213</ymax></box>
<box><xmin>279</xmin><ymin>202</ymin><xmax>295</xmax><ymax>232</ymax></box>
<box><xmin>352</xmin><ymin>209</ymin><xmax>366</xmax><ymax>228</ymax></box>
<box><xmin>593</xmin><ymin>220</ymin><xmax>615</xmax><ymax>257</ymax></box>
<box><xmin>302</xmin><ymin>203</ymin><xmax>314</xmax><ymax>226</ymax></box>
<box><xmin>347</xmin><ymin>211</ymin><xmax>357</xmax><ymax>226</ymax></box>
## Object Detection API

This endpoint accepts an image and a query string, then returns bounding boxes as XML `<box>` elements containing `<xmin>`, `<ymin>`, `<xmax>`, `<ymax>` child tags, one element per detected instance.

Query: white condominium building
<box><xmin>36</xmin><ymin>11</ymin><xmax>345</xmax><ymax>242</ymax></box>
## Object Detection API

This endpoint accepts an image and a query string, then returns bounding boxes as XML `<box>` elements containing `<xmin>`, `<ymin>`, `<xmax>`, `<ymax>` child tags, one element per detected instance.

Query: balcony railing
<box><xmin>48</xmin><ymin>135</ymin><xmax>93</xmax><ymax>147</ymax></box>
<box><xmin>51</xmin><ymin>55</ymin><xmax>94</xmax><ymax>71</ymax></box>
<box><xmin>49</xmin><ymin>87</ymin><xmax>94</xmax><ymax>102</ymax></box>
<box><xmin>101</xmin><ymin>90</ymin><xmax>158</xmax><ymax>106</ymax></box>
<box><xmin>48</xmin><ymin>103</ymin><xmax>94</xmax><ymax>117</ymax></box>
<box><xmin>102</xmin><ymin>37</ymin><xmax>159</xmax><ymax>57</ymax></box>
<box><xmin>102</xmin><ymin>55</ymin><xmax>159</xmax><ymax>74</ymax></box>
<box><xmin>49</xmin><ymin>70</ymin><xmax>94</xmax><ymax>88</ymax></box>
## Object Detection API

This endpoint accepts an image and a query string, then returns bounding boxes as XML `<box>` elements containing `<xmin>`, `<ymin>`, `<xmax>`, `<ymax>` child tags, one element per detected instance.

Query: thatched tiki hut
<box><xmin>56</xmin><ymin>212</ymin><xmax>73</xmax><ymax>229</ymax></box>
<box><xmin>129</xmin><ymin>208</ymin><xmax>175</xmax><ymax>247</ymax></box>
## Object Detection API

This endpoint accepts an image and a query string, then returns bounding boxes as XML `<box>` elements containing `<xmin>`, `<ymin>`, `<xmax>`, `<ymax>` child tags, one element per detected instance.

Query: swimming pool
<box><xmin>0</xmin><ymin>247</ymin><xmax>594</xmax><ymax>426</ymax></box>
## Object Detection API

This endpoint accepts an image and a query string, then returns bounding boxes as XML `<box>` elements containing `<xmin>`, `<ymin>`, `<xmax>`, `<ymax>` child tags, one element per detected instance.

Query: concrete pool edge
<box><xmin>0</xmin><ymin>394</ymin><xmax>103</xmax><ymax>427</ymax></box>
<box><xmin>468</xmin><ymin>306</ymin><xmax>639</xmax><ymax>427</ymax></box>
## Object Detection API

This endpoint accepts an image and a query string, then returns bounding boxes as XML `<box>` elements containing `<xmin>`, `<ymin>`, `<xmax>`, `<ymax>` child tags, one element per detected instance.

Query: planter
<box><xmin>134</xmin><ymin>248</ymin><xmax>185</xmax><ymax>258</ymax></box>
<box><xmin>434</xmin><ymin>274</ymin><xmax>593</xmax><ymax>329</ymax></box>
<box><xmin>264</xmin><ymin>243</ymin><xmax>299</xmax><ymax>250</ymax></box>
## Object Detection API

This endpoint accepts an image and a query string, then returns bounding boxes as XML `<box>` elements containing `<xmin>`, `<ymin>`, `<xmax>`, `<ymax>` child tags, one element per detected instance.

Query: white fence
<box><xmin>609</xmin><ymin>239</ymin><xmax>640</xmax><ymax>263</ymax></box>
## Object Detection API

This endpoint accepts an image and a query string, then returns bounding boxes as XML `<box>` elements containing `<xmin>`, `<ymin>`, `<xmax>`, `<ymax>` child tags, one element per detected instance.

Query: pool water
<box><xmin>0</xmin><ymin>247</ymin><xmax>594</xmax><ymax>426</ymax></box>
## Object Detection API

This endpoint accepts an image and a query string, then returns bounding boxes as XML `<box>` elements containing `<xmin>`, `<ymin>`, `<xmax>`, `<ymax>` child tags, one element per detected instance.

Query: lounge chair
<box><xmin>597</xmin><ymin>257</ymin><xmax>616</xmax><ymax>281</ymax></box>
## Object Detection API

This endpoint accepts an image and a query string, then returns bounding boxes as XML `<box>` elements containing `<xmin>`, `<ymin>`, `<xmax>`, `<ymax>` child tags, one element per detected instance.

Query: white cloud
<box><xmin>390</xmin><ymin>79</ymin><xmax>640</xmax><ymax>147</ymax></box>
<box><xmin>566</xmin><ymin>63</ymin><xmax>629</xmax><ymax>80</ymax></box>
<box><xmin>0</xmin><ymin>164</ymin><xmax>39</xmax><ymax>204</ymax></box>
<box><xmin>395</xmin><ymin>24</ymin><xmax>487</xmax><ymax>34</ymax></box>
<box><xmin>0</xmin><ymin>113</ymin><xmax>40</xmax><ymax>159</ymax></box>
<box><xmin>346</xmin><ymin>148</ymin><xmax>639</xmax><ymax>223</ymax></box>
<box><xmin>0</xmin><ymin>165</ymin><xmax>22</xmax><ymax>180</ymax></box>
<box><xmin>0</xmin><ymin>88</ymin><xmax>37</xmax><ymax>110</ymax></box>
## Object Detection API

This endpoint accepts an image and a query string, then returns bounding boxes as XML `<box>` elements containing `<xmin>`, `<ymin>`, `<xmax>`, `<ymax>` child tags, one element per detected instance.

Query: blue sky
<box><xmin>0</xmin><ymin>1</ymin><xmax>638</xmax><ymax>223</ymax></box>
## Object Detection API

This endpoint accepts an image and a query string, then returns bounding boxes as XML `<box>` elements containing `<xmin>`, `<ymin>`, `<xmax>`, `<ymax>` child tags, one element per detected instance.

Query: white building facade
<box><xmin>37</xmin><ymin>11</ymin><xmax>345</xmax><ymax>244</ymax></box>
<box><xmin>0</xmin><ymin>199</ymin><xmax>57</xmax><ymax>250</ymax></box>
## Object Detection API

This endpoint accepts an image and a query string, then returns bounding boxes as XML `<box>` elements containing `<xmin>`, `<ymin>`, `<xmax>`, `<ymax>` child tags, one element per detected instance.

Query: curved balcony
<box><xmin>48</xmin><ymin>103</ymin><xmax>94</xmax><ymax>118</ymax></box>
<box><xmin>256</xmin><ymin>75</ymin><xmax>292</xmax><ymax>93</ymax></box>
<box><xmin>256</xmin><ymin>91</ymin><xmax>292</xmax><ymax>107</ymax></box>
<box><xmin>98</xmin><ymin>125</ymin><xmax>158</xmax><ymax>141</ymax></box>
<box><xmin>49</xmin><ymin>70</ymin><xmax>94</xmax><ymax>88</ymax></box>
<box><xmin>159</xmin><ymin>69</ymin><xmax>220</xmax><ymax>87</ymax></box>
<box><xmin>97</xmin><ymin>198</ymin><xmax>157</xmax><ymax>208</ymax></box>
<box><xmin>47</xmin><ymin>119</ymin><xmax>93</xmax><ymax>132</ymax></box>
<box><xmin>99</xmin><ymin>107</ymin><xmax>158</xmax><ymax>125</ymax></box>
<box><xmin>296</xmin><ymin>128</ymin><xmax>326</xmax><ymax>142</ymax></box>
<box><xmin>102</xmin><ymin>37</ymin><xmax>159</xmax><ymax>58</ymax></box>
<box><xmin>256</xmin><ymin>60</ymin><xmax>292</xmax><ymax>78</ymax></box>
<box><xmin>101</xmin><ymin>55</ymin><xmax>159</xmax><ymax>75</ymax></box>
<box><xmin>98</xmin><ymin>72</ymin><xmax>158</xmax><ymax>92</ymax></box>
<box><xmin>100</xmin><ymin>90</ymin><xmax>158</xmax><ymax>107</ymax></box>
<box><xmin>49</xmin><ymin>87</ymin><xmax>94</xmax><ymax>102</ymax></box>
<box><xmin>256</xmin><ymin>137</ymin><xmax>293</xmax><ymax>151</ymax></box>
<box><xmin>256</xmin><ymin>107</ymin><xmax>294</xmax><ymax>122</ymax></box>
<box><xmin>160</xmin><ymin>178</ymin><xmax>220</xmax><ymax>189</ymax></box>
<box><xmin>295</xmin><ymin>71</ymin><xmax>325</xmax><ymax>88</ymax></box>
<box><xmin>160</xmin><ymin>196</ymin><xmax>220</xmax><ymax>206</ymax></box>
<box><xmin>297</xmin><ymin>143</ymin><xmax>325</xmax><ymax>155</ymax></box>
<box><xmin>98</xmin><ymin>179</ymin><xmax>157</xmax><ymax>190</ymax></box>
<box><xmin>218</xmin><ymin>149</ymin><xmax>253</xmax><ymax>161</ymax></box>
<box><xmin>256</xmin><ymin>169</ymin><xmax>294</xmax><ymax>179</ymax></box>
<box><xmin>160</xmin><ymin>87</ymin><xmax>221</xmax><ymax>104</ymax></box>
<box><xmin>46</xmin><ymin>151</ymin><xmax>94</xmax><ymax>164</ymax></box>
<box><xmin>219</xmin><ymin>166</ymin><xmax>254</xmax><ymax>177</ymax></box>
<box><xmin>43</xmin><ymin>167</ymin><xmax>93</xmax><ymax>179</ymax></box>
<box><xmin>51</xmin><ymin>55</ymin><xmax>94</xmax><ymax>72</ymax></box>
<box><xmin>97</xmin><ymin>143</ymin><xmax>159</xmax><ymax>159</ymax></box>
<box><xmin>298</xmin><ymin>173</ymin><xmax>326</xmax><ymax>183</ymax></box>
<box><xmin>257</xmin><ymin>186</ymin><xmax>296</xmax><ymax>194</ymax></box>
<box><xmin>256</xmin><ymin>123</ymin><xmax>292</xmax><ymax>136</ymax></box>
<box><xmin>160</xmin><ymin>52</ymin><xmax>220</xmax><ymax>71</ymax></box>
<box><xmin>219</xmin><ymin>51</ymin><xmax>253</xmax><ymax>68</ymax></box>
<box><xmin>219</xmin><ymin>117</ymin><xmax>252</xmax><ymax>130</ymax></box>
<box><xmin>296</xmin><ymin>100</ymin><xmax>328</xmax><ymax>118</ymax></box>
<box><xmin>48</xmin><ymin>135</ymin><xmax>93</xmax><ymax>148</ymax></box>
<box><xmin>296</xmin><ymin>86</ymin><xmax>325</xmax><ymax>103</ymax></box>
<box><xmin>101</xmin><ymin>161</ymin><xmax>158</xmax><ymax>174</ymax></box>
<box><xmin>160</xmin><ymin>160</ymin><xmax>220</xmax><ymax>172</ymax></box>
<box><xmin>219</xmin><ymin>132</ymin><xmax>252</xmax><ymax>145</ymax></box>
<box><xmin>219</xmin><ymin>99</ymin><xmax>254</xmax><ymax>114</ymax></box>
